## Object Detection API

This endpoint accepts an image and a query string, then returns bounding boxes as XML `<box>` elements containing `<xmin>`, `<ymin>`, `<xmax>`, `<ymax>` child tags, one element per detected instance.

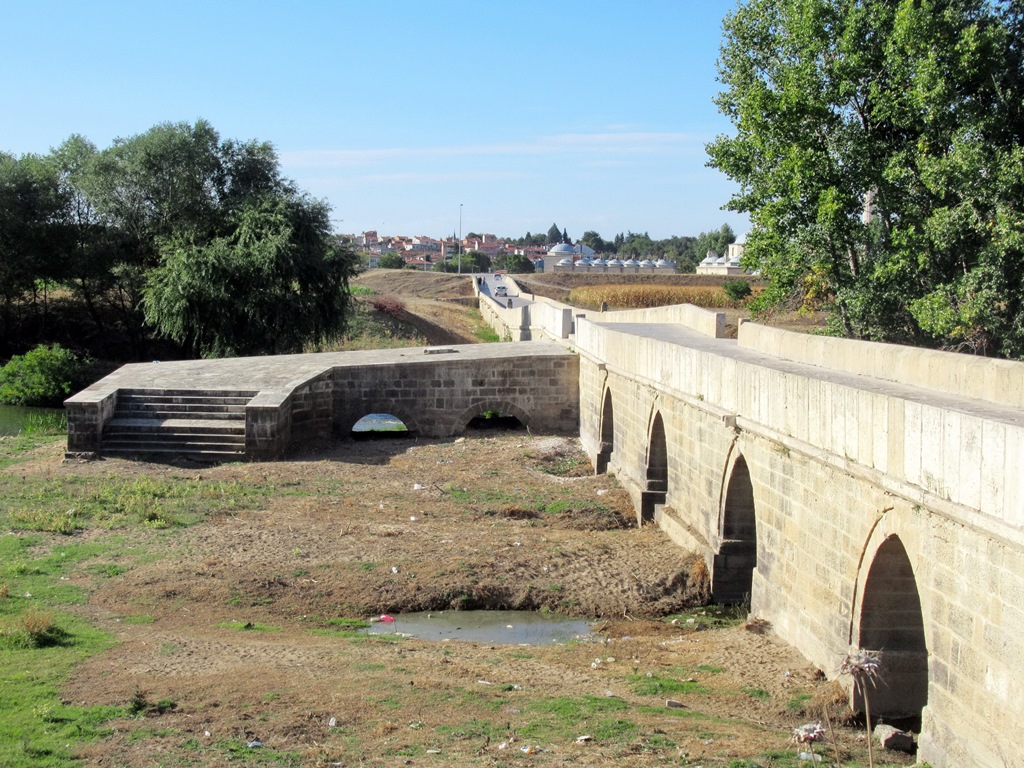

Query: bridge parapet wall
<box><xmin>740</xmin><ymin>321</ymin><xmax>1024</xmax><ymax>409</ymax></box>
<box><xmin>578</xmin><ymin>318</ymin><xmax>1024</xmax><ymax>530</ymax></box>
<box><xmin>592</xmin><ymin>303</ymin><xmax>725</xmax><ymax>337</ymax></box>
<box><xmin>576</xmin><ymin>316</ymin><xmax>1024</xmax><ymax>767</ymax></box>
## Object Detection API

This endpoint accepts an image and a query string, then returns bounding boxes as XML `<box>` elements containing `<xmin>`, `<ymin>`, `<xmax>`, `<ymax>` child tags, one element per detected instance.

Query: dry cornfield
<box><xmin>569</xmin><ymin>283</ymin><xmax>752</xmax><ymax>310</ymax></box>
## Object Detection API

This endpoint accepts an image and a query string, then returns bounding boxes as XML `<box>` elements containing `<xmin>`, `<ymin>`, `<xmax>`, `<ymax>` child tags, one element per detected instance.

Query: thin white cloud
<box><xmin>280</xmin><ymin>131</ymin><xmax>706</xmax><ymax>168</ymax></box>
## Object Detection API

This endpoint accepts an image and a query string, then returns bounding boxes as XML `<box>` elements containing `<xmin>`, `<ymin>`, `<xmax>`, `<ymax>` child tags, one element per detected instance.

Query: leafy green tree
<box><xmin>580</xmin><ymin>230</ymin><xmax>612</xmax><ymax>254</ymax></box>
<box><xmin>678</xmin><ymin>225</ymin><xmax>735</xmax><ymax>271</ymax></box>
<box><xmin>0</xmin><ymin>344</ymin><xmax>91</xmax><ymax>406</ymax></box>
<box><xmin>562</xmin><ymin>227</ymin><xmax>570</xmax><ymax>244</ymax></box>
<box><xmin>377</xmin><ymin>251</ymin><xmax>406</xmax><ymax>269</ymax></box>
<box><xmin>461</xmin><ymin>249</ymin><xmax>491</xmax><ymax>273</ymax></box>
<box><xmin>493</xmin><ymin>252</ymin><xmax>535</xmax><ymax>273</ymax></box>
<box><xmin>143</xmin><ymin>195</ymin><xmax>356</xmax><ymax>357</ymax></box>
<box><xmin>546</xmin><ymin>223</ymin><xmax>562</xmax><ymax>244</ymax></box>
<box><xmin>708</xmin><ymin>0</ymin><xmax>1024</xmax><ymax>357</ymax></box>
<box><xmin>0</xmin><ymin>152</ymin><xmax>63</xmax><ymax>338</ymax></box>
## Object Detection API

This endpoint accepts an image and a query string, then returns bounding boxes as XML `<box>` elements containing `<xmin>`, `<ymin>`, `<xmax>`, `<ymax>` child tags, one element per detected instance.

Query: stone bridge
<box><xmin>66</xmin><ymin>343</ymin><xmax>578</xmax><ymax>459</ymax></box>
<box><xmin>65</xmin><ymin>278</ymin><xmax>1024</xmax><ymax>767</ymax></box>
<box><xmin>480</xmin><ymin>278</ymin><xmax>1024</xmax><ymax>768</ymax></box>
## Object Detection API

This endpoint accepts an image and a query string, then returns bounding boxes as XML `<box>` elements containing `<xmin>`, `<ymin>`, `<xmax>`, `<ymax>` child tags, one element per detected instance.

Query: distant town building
<box><xmin>696</xmin><ymin>236</ymin><xmax>748</xmax><ymax>275</ymax></box>
<box><xmin>547</xmin><ymin>243</ymin><xmax>677</xmax><ymax>274</ymax></box>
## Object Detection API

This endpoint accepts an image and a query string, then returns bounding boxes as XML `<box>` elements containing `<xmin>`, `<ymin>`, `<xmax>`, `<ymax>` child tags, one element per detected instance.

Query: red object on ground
<box><xmin>380</xmin><ymin>615</ymin><xmax>395</xmax><ymax>623</ymax></box>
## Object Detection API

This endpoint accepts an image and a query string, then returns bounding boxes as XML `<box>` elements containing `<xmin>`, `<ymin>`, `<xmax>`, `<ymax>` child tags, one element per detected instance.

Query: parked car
<box><xmin>495</xmin><ymin>286</ymin><xmax>508</xmax><ymax>297</ymax></box>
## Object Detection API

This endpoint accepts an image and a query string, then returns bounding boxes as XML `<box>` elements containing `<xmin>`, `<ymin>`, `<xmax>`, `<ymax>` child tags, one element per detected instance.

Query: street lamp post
<box><xmin>458</xmin><ymin>203</ymin><xmax>463</xmax><ymax>275</ymax></box>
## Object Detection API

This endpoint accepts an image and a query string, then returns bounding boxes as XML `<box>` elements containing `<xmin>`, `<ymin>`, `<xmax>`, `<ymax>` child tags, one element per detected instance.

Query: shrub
<box><xmin>722</xmin><ymin>279</ymin><xmax>753</xmax><ymax>302</ymax></box>
<box><xmin>368</xmin><ymin>295</ymin><xmax>406</xmax><ymax>316</ymax></box>
<box><xmin>0</xmin><ymin>344</ymin><xmax>91</xmax><ymax>407</ymax></box>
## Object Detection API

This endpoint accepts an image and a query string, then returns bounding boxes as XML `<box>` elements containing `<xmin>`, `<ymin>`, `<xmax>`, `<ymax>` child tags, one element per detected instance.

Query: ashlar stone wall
<box><xmin>575</xmin><ymin>316</ymin><xmax>1024</xmax><ymax>768</ymax></box>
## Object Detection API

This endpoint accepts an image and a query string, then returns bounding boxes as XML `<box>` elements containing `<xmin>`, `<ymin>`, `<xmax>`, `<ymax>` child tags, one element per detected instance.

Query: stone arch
<box><xmin>853</xmin><ymin>534</ymin><xmax>928</xmax><ymax>720</ymax></box>
<box><xmin>641</xmin><ymin>410</ymin><xmax>668</xmax><ymax>523</ymax></box>
<box><xmin>596</xmin><ymin>386</ymin><xmax>615</xmax><ymax>474</ymax></box>
<box><xmin>711</xmin><ymin>453</ymin><xmax>756</xmax><ymax>604</ymax></box>
<box><xmin>452</xmin><ymin>400</ymin><xmax>531</xmax><ymax>433</ymax></box>
<box><xmin>340</xmin><ymin>405</ymin><xmax>421</xmax><ymax>436</ymax></box>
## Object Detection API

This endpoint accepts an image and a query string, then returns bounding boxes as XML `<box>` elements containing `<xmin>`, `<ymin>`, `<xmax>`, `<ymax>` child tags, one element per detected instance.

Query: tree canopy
<box><xmin>707</xmin><ymin>0</ymin><xmax>1024</xmax><ymax>357</ymax></box>
<box><xmin>0</xmin><ymin>120</ymin><xmax>357</xmax><ymax>359</ymax></box>
<box><xmin>492</xmin><ymin>252</ymin><xmax>536</xmax><ymax>274</ymax></box>
<box><xmin>377</xmin><ymin>251</ymin><xmax>406</xmax><ymax>269</ymax></box>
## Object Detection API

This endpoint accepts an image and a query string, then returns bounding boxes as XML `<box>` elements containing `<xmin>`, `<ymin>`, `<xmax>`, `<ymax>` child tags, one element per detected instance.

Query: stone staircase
<box><xmin>101</xmin><ymin>389</ymin><xmax>257</xmax><ymax>461</ymax></box>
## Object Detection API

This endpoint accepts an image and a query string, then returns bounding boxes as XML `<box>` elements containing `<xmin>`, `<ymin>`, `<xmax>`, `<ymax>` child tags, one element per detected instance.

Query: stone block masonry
<box><xmin>575</xmin><ymin>314</ymin><xmax>1024</xmax><ymax>768</ymax></box>
<box><xmin>66</xmin><ymin>287</ymin><xmax>1024</xmax><ymax>767</ymax></box>
<box><xmin>66</xmin><ymin>342</ymin><xmax>579</xmax><ymax>460</ymax></box>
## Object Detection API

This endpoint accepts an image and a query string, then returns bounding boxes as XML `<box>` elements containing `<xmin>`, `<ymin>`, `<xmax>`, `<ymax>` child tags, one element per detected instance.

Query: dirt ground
<box><xmin>8</xmin><ymin>432</ymin><xmax>912</xmax><ymax>767</ymax></box>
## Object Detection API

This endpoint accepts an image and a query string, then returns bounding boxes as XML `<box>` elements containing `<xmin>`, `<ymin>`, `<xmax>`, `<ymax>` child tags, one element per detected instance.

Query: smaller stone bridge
<box><xmin>66</xmin><ymin>342</ymin><xmax>578</xmax><ymax>460</ymax></box>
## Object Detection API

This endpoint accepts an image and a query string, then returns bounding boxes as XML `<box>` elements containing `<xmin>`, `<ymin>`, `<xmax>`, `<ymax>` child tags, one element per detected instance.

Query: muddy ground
<box><xmin>8</xmin><ymin>431</ymin><xmax>913</xmax><ymax>767</ymax></box>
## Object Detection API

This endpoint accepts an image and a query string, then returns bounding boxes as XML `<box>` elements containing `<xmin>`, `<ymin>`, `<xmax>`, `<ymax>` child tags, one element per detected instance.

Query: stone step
<box><xmin>116</xmin><ymin>404</ymin><xmax>247</xmax><ymax>417</ymax></box>
<box><xmin>105</xmin><ymin>418</ymin><xmax>245</xmax><ymax>435</ymax></box>
<box><xmin>118</xmin><ymin>395</ymin><xmax>253</xmax><ymax>407</ymax></box>
<box><xmin>104</xmin><ymin>430</ymin><xmax>245</xmax><ymax>446</ymax></box>
<box><xmin>101</xmin><ymin>438</ymin><xmax>246</xmax><ymax>454</ymax></box>
<box><xmin>119</xmin><ymin>388</ymin><xmax>258</xmax><ymax>400</ymax></box>
<box><xmin>100</xmin><ymin>445</ymin><xmax>247</xmax><ymax>463</ymax></box>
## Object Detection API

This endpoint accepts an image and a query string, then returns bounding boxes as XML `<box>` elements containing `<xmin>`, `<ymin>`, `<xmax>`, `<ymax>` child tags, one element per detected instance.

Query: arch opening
<box><xmin>712</xmin><ymin>455</ymin><xmax>756</xmax><ymax>604</ymax></box>
<box><xmin>596</xmin><ymin>388</ymin><xmax>615</xmax><ymax>474</ymax></box>
<box><xmin>641</xmin><ymin>411</ymin><xmax>668</xmax><ymax>523</ymax></box>
<box><xmin>455</xmin><ymin>401</ymin><xmax>530</xmax><ymax>435</ymax></box>
<box><xmin>466</xmin><ymin>410</ymin><xmax>526</xmax><ymax>431</ymax></box>
<box><xmin>351</xmin><ymin>413</ymin><xmax>412</xmax><ymax>440</ymax></box>
<box><xmin>855</xmin><ymin>535</ymin><xmax>928</xmax><ymax>726</ymax></box>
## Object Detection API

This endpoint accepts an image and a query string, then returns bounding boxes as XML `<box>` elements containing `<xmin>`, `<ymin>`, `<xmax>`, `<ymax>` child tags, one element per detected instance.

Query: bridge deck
<box><xmin>590</xmin><ymin>321</ymin><xmax>1024</xmax><ymax>429</ymax></box>
<box><xmin>74</xmin><ymin>341</ymin><xmax>572</xmax><ymax>395</ymax></box>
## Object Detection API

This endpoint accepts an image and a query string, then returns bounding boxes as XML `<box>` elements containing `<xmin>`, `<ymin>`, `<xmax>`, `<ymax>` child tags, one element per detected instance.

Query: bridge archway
<box><xmin>596</xmin><ymin>387</ymin><xmax>614</xmax><ymax>474</ymax></box>
<box><xmin>854</xmin><ymin>534</ymin><xmax>928</xmax><ymax>721</ymax></box>
<box><xmin>641</xmin><ymin>410</ymin><xmax>668</xmax><ymax>523</ymax></box>
<box><xmin>454</xmin><ymin>400</ymin><xmax>530</xmax><ymax>433</ymax></box>
<box><xmin>712</xmin><ymin>454</ymin><xmax>756</xmax><ymax>604</ymax></box>
<box><xmin>351</xmin><ymin>412</ymin><xmax>412</xmax><ymax>439</ymax></box>
<box><xmin>342</xmin><ymin>406</ymin><xmax>421</xmax><ymax>437</ymax></box>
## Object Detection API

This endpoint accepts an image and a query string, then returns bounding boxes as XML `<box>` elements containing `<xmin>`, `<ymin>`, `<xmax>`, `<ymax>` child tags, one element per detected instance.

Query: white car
<box><xmin>495</xmin><ymin>286</ymin><xmax>508</xmax><ymax>297</ymax></box>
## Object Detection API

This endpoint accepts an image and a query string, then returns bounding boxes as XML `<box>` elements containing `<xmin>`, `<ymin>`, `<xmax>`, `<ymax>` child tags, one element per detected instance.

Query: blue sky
<box><xmin>3</xmin><ymin>1</ymin><xmax>748</xmax><ymax>241</ymax></box>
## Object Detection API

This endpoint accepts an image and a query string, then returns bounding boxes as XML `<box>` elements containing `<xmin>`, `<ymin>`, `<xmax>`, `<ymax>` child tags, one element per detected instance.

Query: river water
<box><xmin>365</xmin><ymin>610</ymin><xmax>599</xmax><ymax>645</ymax></box>
<box><xmin>0</xmin><ymin>405</ymin><xmax>65</xmax><ymax>436</ymax></box>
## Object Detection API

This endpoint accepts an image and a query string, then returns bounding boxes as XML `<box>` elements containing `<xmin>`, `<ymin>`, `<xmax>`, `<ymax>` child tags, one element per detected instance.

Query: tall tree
<box><xmin>493</xmin><ymin>252</ymin><xmax>535</xmax><ymax>273</ymax></box>
<box><xmin>546</xmin><ymin>223</ymin><xmax>562</xmax><ymax>244</ymax></box>
<box><xmin>143</xmin><ymin>194</ymin><xmax>356</xmax><ymax>357</ymax></box>
<box><xmin>580</xmin><ymin>230</ymin><xmax>612</xmax><ymax>254</ymax></box>
<box><xmin>708</xmin><ymin>0</ymin><xmax>1024</xmax><ymax>357</ymax></box>
<box><xmin>377</xmin><ymin>251</ymin><xmax>406</xmax><ymax>269</ymax></box>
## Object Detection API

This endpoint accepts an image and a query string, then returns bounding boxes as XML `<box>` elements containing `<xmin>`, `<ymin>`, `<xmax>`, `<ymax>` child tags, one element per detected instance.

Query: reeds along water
<box><xmin>0</xmin><ymin>406</ymin><xmax>67</xmax><ymax>437</ymax></box>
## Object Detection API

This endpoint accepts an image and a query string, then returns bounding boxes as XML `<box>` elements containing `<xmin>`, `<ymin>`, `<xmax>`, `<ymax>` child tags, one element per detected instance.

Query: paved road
<box><xmin>476</xmin><ymin>273</ymin><xmax>531</xmax><ymax>309</ymax></box>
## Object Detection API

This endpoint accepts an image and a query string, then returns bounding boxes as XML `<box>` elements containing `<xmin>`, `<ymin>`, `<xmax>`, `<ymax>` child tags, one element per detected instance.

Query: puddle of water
<box><xmin>365</xmin><ymin>610</ymin><xmax>598</xmax><ymax>645</ymax></box>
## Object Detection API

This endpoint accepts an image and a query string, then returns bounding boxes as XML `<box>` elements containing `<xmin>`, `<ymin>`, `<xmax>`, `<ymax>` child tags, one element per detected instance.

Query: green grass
<box><xmin>218</xmin><ymin>620</ymin><xmax>281</xmax><ymax>632</ymax></box>
<box><xmin>518</xmin><ymin>695</ymin><xmax>637</xmax><ymax>742</ymax></box>
<box><xmin>742</xmin><ymin>686</ymin><xmax>771</xmax><ymax>701</ymax></box>
<box><xmin>0</xmin><ymin>473</ymin><xmax>277</xmax><ymax>533</ymax></box>
<box><xmin>628</xmin><ymin>673</ymin><xmax>710</xmax><ymax>697</ymax></box>
<box><xmin>0</xmin><ymin>431</ymin><xmax>66</xmax><ymax>470</ymax></box>
<box><xmin>663</xmin><ymin>604</ymin><xmax>749</xmax><ymax>629</ymax></box>
<box><xmin>0</xmin><ymin>536</ymin><xmax>128</xmax><ymax>766</ymax></box>
<box><xmin>786</xmin><ymin>692</ymin><xmax>812</xmax><ymax>711</ymax></box>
